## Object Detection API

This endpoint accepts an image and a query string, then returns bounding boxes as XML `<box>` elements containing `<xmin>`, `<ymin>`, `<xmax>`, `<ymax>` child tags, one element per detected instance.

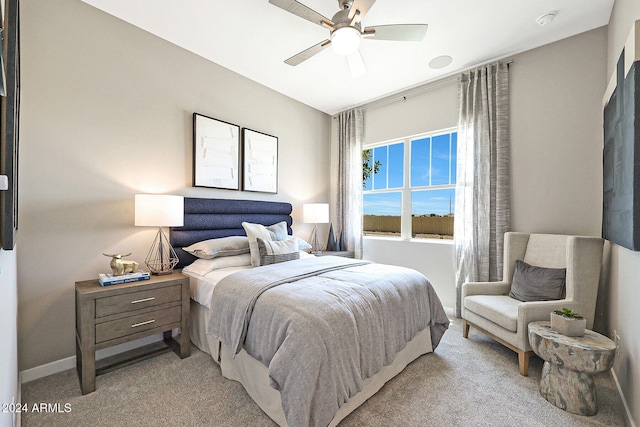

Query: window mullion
<box><xmin>401</xmin><ymin>137</ymin><xmax>412</xmax><ymax>240</ymax></box>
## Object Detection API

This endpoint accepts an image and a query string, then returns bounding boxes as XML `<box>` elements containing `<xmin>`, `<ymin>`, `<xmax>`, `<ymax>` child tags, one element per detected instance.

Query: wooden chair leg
<box><xmin>462</xmin><ymin>320</ymin><xmax>470</xmax><ymax>338</ymax></box>
<box><xmin>461</xmin><ymin>319</ymin><xmax>533</xmax><ymax>376</ymax></box>
<box><xmin>518</xmin><ymin>350</ymin><xmax>532</xmax><ymax>376</ymax></box>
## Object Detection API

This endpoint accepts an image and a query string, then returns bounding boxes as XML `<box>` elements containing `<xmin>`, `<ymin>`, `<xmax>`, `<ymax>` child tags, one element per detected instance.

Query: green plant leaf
<box><xmin>552</xmin><ymin>307</ymin><xmax>583</xmax><ymax>319</ymax></box>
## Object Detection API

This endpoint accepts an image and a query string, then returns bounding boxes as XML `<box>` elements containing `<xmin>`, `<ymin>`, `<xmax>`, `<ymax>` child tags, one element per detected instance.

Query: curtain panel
<box><xmin>337</xmin><ymin>108</ymin><xmax>364</xmax><ymax>259</ymax></box>
<box><xmin>454</xmin><ymin>62</ymin><xmax>510</xmax><ymax>317</ymax></box>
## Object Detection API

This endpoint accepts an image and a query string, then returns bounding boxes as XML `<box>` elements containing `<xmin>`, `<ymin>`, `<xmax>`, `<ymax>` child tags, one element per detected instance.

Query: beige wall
<box><xmin>363</xmin><ymin>81</ymin><xmax>459</xmax><ymax>145</ymax></box>
<box><xmin>606</xmin><ymin>1</ymin><xmax>640</xmax><ymax>425</ymax></box>
<box><xmin>510</xmin><ymin>28</ymin><xmax>607</xmax><ymax>236</ymax></box>
<box><xmin>19</xmin><ymin>0</ymin><xmax>331</xmax><ymax>370</ymax></box>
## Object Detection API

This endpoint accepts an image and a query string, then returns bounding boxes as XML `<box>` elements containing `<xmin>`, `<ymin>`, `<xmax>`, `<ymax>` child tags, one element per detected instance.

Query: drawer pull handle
<box><xmin>131</xmin><ymin>320</ymin><xmax>155</xmax><ymax>328</ymax></box>
<box><xmin>131</xmin><ymin>297</ymin><xmax>155</xmax><ymax>304</ymax></box>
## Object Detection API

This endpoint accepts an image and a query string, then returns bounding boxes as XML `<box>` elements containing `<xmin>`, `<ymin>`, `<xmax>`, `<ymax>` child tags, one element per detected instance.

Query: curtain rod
<box><xmin>335</xmin><ymin>58</ymin><xmax>514</xmax><ymax>116</ymax></box>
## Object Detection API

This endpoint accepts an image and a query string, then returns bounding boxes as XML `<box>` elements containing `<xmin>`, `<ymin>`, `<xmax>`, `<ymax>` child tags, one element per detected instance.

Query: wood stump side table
<box><xmin>528</xmin><ymin>321</ymin><xmax>616</xmax><ymax>416</ymax></box>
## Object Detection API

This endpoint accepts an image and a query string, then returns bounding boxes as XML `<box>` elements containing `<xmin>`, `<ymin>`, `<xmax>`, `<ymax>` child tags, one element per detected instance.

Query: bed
<box><xmin>170</xmin><ymin>197</ymin><xmax>449</xmax><ymax>427</ymax></box>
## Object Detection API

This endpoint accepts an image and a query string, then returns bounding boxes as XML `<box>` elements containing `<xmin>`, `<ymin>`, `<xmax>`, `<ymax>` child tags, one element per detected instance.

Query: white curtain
<box><xmin>454</xmin><ymin>62</ymin><xmax>510</xmax><ymax>317</ymax></box>
<box><xmin>337</xmin><ymin>108</ymin><xmax>364</xmax><ymax>259</ymax></box>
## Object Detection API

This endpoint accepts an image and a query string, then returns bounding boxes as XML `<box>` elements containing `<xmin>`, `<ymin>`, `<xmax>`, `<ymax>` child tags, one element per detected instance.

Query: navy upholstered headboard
<box><xmin>170</xmin><ymin>197</ymin><xmax>293</xmax><ymax>268</ymax></box>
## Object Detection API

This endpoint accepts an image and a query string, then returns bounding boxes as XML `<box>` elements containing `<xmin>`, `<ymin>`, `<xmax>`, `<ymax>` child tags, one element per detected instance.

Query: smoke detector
<box><xmin>536</xmin><ymin>12</ymin><xmax>557</xmax><ymax>26</ymax></box>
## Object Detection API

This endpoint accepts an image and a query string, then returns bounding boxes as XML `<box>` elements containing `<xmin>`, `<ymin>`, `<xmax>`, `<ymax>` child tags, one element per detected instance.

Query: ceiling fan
<box><xmin>269</xmin><ymin>0</ymin><xmax>428</xmax><ymax>77</ymax></box>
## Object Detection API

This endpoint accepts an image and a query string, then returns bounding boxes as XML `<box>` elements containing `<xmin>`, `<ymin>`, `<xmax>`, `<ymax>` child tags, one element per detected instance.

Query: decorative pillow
<box><xmin>242</xmin><ymin>221</ymin><xmax>289</xmax><ymax>266</ymax></box>
<box><xmin>183</xmin><ymin>236</ymin><xmax>250</xmax><ymax>259</ymax></box>
<box><xmin>293</xmin><ymin>237</ymin><xmax>312</xmax><ymax>252</ymax></box>
<box><xmin>509</xmin><ymin>260</ymin><xmax>566</xmax><ymax>302</ymax></box>
<box><xmin>256</xmin><ymin>237</ymin><xmax>299</xmax><ymax>266</ymax></box>
<box><xmin>267</xmin><ymin>221</ymin><xmax>289</xmax><ymax>241</ymax></box>
<box><xmin>182</xmin><ymin>253</ymin><xmax>252</xmax><ymax>276</ymax></box>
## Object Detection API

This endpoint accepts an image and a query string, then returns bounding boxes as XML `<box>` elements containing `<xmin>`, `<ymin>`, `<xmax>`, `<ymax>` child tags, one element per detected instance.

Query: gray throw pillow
<box><xmin>509</xmin><ymin>260</ymin><xmax>566</xmax><ymax>302</ymax></box>
<box><xmin>257</xmin><ymin>237</ymin><xmax>299</xmax><ymax>266</ymax></box>
<box><xmin>183</xmin><ymin>236</ymin><xmax>250</xmax><ymax>259</ymax></box>
<box><xmin>242</xmin><ymin>221</ymin><xmax>290</xmax><ymax>266</ymax></box>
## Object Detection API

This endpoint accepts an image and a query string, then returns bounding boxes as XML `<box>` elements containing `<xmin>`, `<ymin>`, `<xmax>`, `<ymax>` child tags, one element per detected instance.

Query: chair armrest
<box><xmin>518</xmin><ymin>300</ymin><xmax>582</xmax><ymax>325</ymax></box>
<box><xmin>462</xmin><ymin>281</ymin><xmax>510</xmax><ymax>299</ymax></box>
<box><xmin>516</xmin><ymin>300</ymin><xmax>583</xmax><ymax>350</ymax></box>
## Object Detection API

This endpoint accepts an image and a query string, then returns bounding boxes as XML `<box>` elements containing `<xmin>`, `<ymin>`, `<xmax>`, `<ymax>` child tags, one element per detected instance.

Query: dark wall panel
<box><xmin>603</xmin><ymin>52</ymin><xmax>640</xmax><ymax>250</ymax></box>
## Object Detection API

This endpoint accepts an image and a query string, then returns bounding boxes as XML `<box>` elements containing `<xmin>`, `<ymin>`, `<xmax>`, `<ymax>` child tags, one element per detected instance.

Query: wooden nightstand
<box><xmin>75</xmin><ymin>272</ymin><xmax>190</xmax><ymax>394</ymax></box>
<box><xmin>316</xmin><ymin>251</ymin><xmax>355</xmax><ymax>258</ymax></box>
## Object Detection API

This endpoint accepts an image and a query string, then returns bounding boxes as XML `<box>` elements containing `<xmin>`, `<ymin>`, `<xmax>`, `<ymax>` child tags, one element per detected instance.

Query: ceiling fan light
<box><xmin>331</xmin><ymin>26</ymin><xmax>361</xmax><ymax>56</ymax></box>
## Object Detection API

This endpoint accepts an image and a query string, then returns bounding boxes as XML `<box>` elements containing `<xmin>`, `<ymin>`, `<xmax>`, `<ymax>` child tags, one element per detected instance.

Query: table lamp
<box><xmin>303</xmin><ymin>203</ymin><xmax>329</xmax><ymax>254</ymax></box>
<box><xmin>135</xmin><ymin>194</ymin><xmax>184</xmax><ymax>275</ymax></box>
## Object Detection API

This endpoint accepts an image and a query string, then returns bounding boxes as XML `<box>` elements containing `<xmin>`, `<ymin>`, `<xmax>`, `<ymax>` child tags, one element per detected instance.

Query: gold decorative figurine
<box><xmin>103</xmin><ymin>253</ymin><xmax>139</xmax><ymax>276</ymax></box>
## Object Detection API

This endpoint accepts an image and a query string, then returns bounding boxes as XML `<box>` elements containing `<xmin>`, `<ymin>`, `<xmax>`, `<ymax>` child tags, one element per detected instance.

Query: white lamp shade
<box><xmin>303</xmin><ymin>203</ymin><xmax>329</xmax><ymax>224</ymax></box>
<box><xmin>135</xmin><ymin>194</ymin><xmax>184</xmax><ymax>227</ymax></box>
<box><xmin>331</xmin><ymin>26</ymin><xmax>361</xmax><ymax>56</ymax></box>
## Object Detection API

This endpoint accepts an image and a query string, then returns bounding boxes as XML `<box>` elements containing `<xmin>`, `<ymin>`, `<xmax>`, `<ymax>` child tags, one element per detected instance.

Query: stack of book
<box><xmin>98</xmin><ymin>271</ymin><xmax>150</xmax><ymax>286</ymax></box>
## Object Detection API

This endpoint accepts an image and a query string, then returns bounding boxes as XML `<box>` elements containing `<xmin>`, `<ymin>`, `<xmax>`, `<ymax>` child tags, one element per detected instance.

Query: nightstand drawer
<box><xmin>95</xmin><ymin>305</ymin><xmax>182</xmax><ymax>343</ymax></box>
<box><xmin>95</xmin><ymin>285</ymin><xmax>181</xmax><ymax>318</ymax></box>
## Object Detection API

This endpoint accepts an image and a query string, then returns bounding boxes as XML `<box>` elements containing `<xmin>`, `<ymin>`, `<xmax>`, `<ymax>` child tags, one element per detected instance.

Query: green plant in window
<box><xmin>363</xmin><ymin>149</ymin><xmax>381</xmax><ymax>188</ymax></box>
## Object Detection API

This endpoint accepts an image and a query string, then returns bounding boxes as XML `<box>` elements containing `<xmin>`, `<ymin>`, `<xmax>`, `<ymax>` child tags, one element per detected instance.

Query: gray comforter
<box><xmin>208</xmin><ymin>256</ymin><xmax>449</xmax><ymax>427</ymax></box>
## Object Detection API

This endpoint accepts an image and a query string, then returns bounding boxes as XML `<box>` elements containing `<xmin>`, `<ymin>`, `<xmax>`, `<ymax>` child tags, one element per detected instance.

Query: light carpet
<box><xmin>21</xmin><ymin>318</ymin><xmax>626</xmax><ymax>426</ymax></box>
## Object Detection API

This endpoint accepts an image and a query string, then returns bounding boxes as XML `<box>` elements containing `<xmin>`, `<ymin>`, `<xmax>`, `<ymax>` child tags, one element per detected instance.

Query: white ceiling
<box><xmin>80</xmin><ymin>0</ymin><xmax>614</xmax><ymax>115</ymax></box>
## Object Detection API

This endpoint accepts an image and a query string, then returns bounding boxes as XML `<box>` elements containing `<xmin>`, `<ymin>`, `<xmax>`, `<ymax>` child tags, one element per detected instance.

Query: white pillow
<box><xmin>183</xmin><ymin>236</ymin><xmax>249</xmax><ymax>259</ymax></box>
<box><xmin>242</xmin><ymin>221</ymin><xmax>289</xmax><ymax>266</ymax></box>
<box><xmin>293</xmin><ymin>237</ymin><xmax>312</xmax><ymax>252</ymax></box>
<box><xmin>182</xmin><ymin>253</ymin><xmax>251</xmax><ymax>276</ymax></box>
<box><xmin>257</xmin><ymin>238</ymin><xmax>299</xmax><ymax>266</ymax></box>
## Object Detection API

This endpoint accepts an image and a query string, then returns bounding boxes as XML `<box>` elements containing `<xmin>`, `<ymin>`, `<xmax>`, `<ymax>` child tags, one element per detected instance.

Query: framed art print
<box><xmin>242</xmin><ymin>128</ymin><xmax>278</xmax><ymax>194</ymax></box>
<box><xmin>193</xmin><ymin>113</ymin><xmax>240</xmax><ymax>190</ymax></box>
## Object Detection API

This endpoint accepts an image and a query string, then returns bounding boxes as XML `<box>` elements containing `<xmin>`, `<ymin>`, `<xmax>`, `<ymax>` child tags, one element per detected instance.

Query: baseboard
<box><xmin>611</xmin><ymin>367</ymin><xmax>637</xmax><ymax>427</ymax></box>
<box><xmin>20</xmin><ymin>355</ymin><xmax>76</xmax><ymax>384</ymax></box>
<box><xmin>19</xmin><ymin>334</ymin><xmax>165</xmax><ymax>384</ymax></box>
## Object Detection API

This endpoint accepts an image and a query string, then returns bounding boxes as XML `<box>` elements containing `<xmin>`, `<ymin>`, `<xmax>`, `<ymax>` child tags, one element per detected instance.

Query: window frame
<box><xmin>363</xmin><ymin>127</ymin><xmax>457</xmax><ymax>240</ymax></box>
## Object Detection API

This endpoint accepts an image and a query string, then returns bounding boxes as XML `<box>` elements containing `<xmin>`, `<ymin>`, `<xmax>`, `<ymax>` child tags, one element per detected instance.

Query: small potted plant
<box><xmin>550</xmin><ymin>308</ymin><xmax>586</xmax><ymax>337</ymax></box>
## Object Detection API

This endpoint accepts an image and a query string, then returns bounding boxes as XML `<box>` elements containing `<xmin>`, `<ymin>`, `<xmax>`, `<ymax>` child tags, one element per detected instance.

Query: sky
<box><xmin>364</xmin><ymin>132</ymin><xmax>457</xmax><ymax>216</ymax></box>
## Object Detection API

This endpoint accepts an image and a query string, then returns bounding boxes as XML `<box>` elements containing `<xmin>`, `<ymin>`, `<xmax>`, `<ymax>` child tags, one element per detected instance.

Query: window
<box><xmin>363</xmin><ymin>129</ymin><xmax>457</xmax><ymax>239</ymax></box>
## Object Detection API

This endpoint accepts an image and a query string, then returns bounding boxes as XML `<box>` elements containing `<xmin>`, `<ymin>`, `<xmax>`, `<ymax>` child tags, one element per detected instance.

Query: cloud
<box><xmin>363</xmin><ymin>193</ymin><xmax>402</xmax><ymax>216</ymax></box>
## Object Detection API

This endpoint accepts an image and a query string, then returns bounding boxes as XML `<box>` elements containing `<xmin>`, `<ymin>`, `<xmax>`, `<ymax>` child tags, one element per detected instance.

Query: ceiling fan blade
<box><xmin>269</xmin><ymin>0</ymin><xmax>333</xmax><ymax>28</ymax></box>
<box><xmin>363</xmin><ymin>24</ymin><xmax>428</xmax><ymax>41</ymax></box>
<box><xmin>284</xmin><ymin>40</ymin><xmax>332</xmax><ymax>66</ymax></box>
<box><xmin>348</xmin><ymin>0</ymin><xmax>376</xmax><ymax>21</ymax></box>
<box><xmin>347</xmin><ymin>50</ymin><xmax>366</xmax><ymax>78</ymax></box>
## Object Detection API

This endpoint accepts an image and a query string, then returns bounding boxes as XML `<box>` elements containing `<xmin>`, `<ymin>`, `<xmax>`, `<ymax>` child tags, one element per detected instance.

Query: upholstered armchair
<box><xmin>461</xmin><ymin>232</ymin><xmax>604</xmax><ymax>376</ymax></box>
